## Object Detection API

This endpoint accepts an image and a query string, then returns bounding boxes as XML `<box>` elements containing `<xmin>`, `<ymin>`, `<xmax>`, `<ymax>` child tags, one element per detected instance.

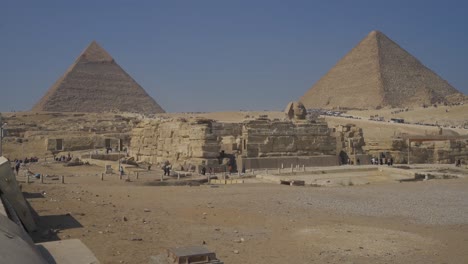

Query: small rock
<box><xmin>123</xmin><ymin>216</ymin><xmax>128</xmax><ymax>222</ymax></box>
<box><xmin>144</xmin><ymin>208</ymin><xmax>151</xmax><ymax>212</ymax></box>
<box><xmin>40</xmin><ymin>229</ymin><xmax>54</xmax><ymax>238</ymax></box>
<box><xmin>233</xmin><ymin>250</ymin><xmax>239</xmax><ymax>254</ymax></box>
<box><xmin>131</xmin><ymin>237</ymin><xmax>143</xmax><ymax>241</ymax></box>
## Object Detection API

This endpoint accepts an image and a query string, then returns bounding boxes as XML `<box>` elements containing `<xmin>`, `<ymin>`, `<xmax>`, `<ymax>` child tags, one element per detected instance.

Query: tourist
<box><xmin>166</xmin><ymin>164</ymin><xmax>171</xmax><ymax>176</ymax></box>
<box><xmin>15</xmin><ymin>161</ymin><xmax>20</xmax><ymax>175</ymax></box>
<box><xmin>119</xmin><ymin>166</ymin><xmax>124</xmax><ymax>177</ymax></box>
<box><xmin>201</xmin><ymin>167</ymin><xmax>206</xmax><ymax>175</ymax></box>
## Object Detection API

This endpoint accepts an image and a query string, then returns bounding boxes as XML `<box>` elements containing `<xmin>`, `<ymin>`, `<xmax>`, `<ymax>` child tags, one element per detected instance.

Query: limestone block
<box><xmin>191</xmin><ymin>151</ymin><xmax>219</xmax><ymax>158</ymax></box>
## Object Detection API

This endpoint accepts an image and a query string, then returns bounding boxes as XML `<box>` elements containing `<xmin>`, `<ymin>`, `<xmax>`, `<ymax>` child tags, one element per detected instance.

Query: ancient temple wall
<box><xmin>130</xmin><ymin>118</ymin><xmax>340</xmax><ymax>169</ymax></box>
<box><xmin>129</xmin><ymin>119</ymin><xmax>221</xmax><ymax>167</ymax></box>
<box><xmin>241</xmin><ymin>120</ymin><xmax>336</xmax><ymax>158</ymax></box>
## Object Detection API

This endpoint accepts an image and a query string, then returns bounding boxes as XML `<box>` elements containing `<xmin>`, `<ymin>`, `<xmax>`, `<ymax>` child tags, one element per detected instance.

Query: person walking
<box><xmin>15</xmin><ymin>161</ymin><xmax>20</xmax><ymax>175</ymax></box>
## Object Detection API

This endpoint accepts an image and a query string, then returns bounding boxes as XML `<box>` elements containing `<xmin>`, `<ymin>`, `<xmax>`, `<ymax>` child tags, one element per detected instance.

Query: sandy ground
<box><xmin>17</xmin><ymin>161</ymin><xmax>468</xmax><ymax>264</ymax></box>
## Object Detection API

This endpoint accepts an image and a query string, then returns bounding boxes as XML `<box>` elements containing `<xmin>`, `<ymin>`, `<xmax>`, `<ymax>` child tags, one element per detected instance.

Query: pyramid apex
<box><xmin>368</xmin><ymin>30</ymin><xmax>384</xmax><ymax>37</ymax></box>
<box><xmin>79</xmin><ymin>41</ymin><xmax>114</xmax><ymax>62</ymax></box>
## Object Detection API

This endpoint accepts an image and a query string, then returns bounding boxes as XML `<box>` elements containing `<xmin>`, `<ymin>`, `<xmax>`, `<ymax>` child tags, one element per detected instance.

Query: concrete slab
<box><xmin>0</xmin><ymin>156</ymin><xmax>36</xmax><ymax>232</ymax></box>
<box><xmin>151</xmin><ymin>246</ymin><xmax>223</xmax><ymax>264</ymax></box>
<box><xmin>36</xmin><ymin>239</ymin><xmax>100</xmax><ymax>264</ymax></box>
<box><xmin>0</xmin><ymin>214</ymin><xmax>48</xmax><ymax>264</ymax></box>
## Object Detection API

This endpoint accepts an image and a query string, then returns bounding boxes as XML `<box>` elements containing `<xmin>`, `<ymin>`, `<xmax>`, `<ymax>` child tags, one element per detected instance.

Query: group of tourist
<box><xmin>371</xmin><ymin>157</ymin><xmax>394</xmax><ymax>166</ymax></box>
<box><xmin>13</xmin><ymin>157</ymin><xmax>39</xmax><ymax>164</ymax></box>
<box><xmin>10</xmin><ymin>157</ymin><xmax>38</xmax><ymax>174</ymax></box>
<box><xmin>54</xmin><ymin>153</ymin><xmax>73</xmax><ymax>162</ymax></box>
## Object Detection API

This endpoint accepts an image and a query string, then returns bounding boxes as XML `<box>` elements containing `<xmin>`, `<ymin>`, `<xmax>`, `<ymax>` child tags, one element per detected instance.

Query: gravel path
<box><xmin>241</xmin><ymin>179</ymin><xmax>468</xmax><ymax>225</ymax></box>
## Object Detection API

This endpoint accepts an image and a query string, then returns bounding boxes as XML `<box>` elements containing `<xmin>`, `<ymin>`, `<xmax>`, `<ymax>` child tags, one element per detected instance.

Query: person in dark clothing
<box><xmin>201</xmin><ymin>167</ymin><xmax>206</xmax><ymax>175</ymax></box>
<box><xmin>15</xmin><ymin>161</ymin><xmax>20</xmax><ymax>175</ymax></box>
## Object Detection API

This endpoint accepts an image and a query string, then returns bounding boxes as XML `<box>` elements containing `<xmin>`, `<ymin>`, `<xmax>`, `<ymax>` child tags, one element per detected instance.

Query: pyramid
<box><xmin>32</xmin><ymin>41</ymin><xmax>165</xmax><ymax>114</ymax></box>
<box><xmin>300</xmin><ymin>30</ymin><xmax>463</xmax><ymax>109</ymax></box>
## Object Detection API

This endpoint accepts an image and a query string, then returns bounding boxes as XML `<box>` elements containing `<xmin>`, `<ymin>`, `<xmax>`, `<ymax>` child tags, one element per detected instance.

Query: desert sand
<box><xmin>20</xmin><ymin>160</ymin><xmax>468</xmax><ymax>264</ymax></box>
<box><xmin>2</xmin><ymin>105</ymin><xmax>467</xmax><ymax>263</ymax></box>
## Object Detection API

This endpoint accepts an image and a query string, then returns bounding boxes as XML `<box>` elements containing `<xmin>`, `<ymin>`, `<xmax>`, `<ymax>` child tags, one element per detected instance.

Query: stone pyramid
<box><xmin>300</xmin><ymin>30</ymin><xmax>463</xmax><ymax>109</ymax></box>
<box><xmin>32</xmin><ymin>41</ymin><xmax>165</xmax><ymax>114</ymax></box>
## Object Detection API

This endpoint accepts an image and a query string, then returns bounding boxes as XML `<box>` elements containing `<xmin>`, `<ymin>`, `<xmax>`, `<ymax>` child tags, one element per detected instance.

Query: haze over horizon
<box><xmin>1</xmin><ymin>1</ymin><xmax>467</xmax><ymax>113</ymax></box>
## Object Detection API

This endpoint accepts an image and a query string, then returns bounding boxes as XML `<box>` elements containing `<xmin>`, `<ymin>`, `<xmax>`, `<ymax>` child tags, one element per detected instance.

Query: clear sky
<box><xmin>1</xmin><ymin>0</ymin><xmax>467</xmax><ymax>113</ymax></box>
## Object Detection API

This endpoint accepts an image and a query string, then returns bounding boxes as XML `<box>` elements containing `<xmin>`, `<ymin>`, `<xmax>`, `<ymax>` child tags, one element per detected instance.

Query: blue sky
<box><xmin>1</xmin><ymin>0</ymin><xmax>467</xmax><ymax>112</ymax></box>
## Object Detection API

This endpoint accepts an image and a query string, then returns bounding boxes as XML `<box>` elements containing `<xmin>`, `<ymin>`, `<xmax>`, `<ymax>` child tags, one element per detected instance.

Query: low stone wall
<box><xmin>238</xmin><ymin>155</ymin><xmax>339</xmax><ymax>170</ymax></box>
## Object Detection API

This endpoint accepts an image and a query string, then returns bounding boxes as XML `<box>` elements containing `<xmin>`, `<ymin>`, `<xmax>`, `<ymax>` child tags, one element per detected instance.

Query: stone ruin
<box><xmin>333</xmin><ymin>124</ymin><xmax>367</xmax><ymax>164</ymax></box>
<box><xmin>1</xmin><ymin>107</ymin><xmax>467</xmax><ymax>169</ymax></box>
<box><xmin>0</xmin><ymin>112</ymin><xmax>138</xmax><ymax>159</ymax></box>
<box><xmin>365</xmin><ymin>137</ymin><xmax>468</xmax><ymax>164</ymax></box>
<box><xmin>130</xmin><ymin>108</ymin><xmax>340</xmax><ymax>171</ymax></box>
